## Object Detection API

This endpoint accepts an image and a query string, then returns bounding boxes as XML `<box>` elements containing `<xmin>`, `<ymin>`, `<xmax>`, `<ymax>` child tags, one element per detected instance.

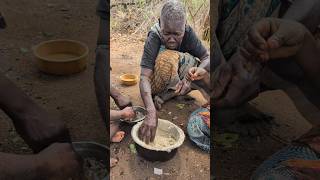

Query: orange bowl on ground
<box><xmin>120</xmin><ymin>74</ymin><xmax>138</xmax><ymax>86</ymax></box>
<box><xmin>33</xmin><ymin>39</ymin><xmax>89</xmax><ymax>75</ymax></box>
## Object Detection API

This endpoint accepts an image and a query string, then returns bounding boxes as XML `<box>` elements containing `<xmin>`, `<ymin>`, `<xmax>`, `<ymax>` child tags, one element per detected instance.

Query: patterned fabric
<box><xmin>150</xmin><ymin>50</ymin><xmax>181</xmax><ymax>95</ymax></box>
<box><xmin>251</xmin><ymin>145</ymin><xmax>319</xmax><ymax>180</ymax></box>
<box><xmin>217</xmin><ymin>0</ymin><xmax>282</xmax><ymax>59</ymax></box>
<box><xmin>187</xmin><ymin>107</ymin><xmax>210</xmax><ymax>152</ymax></box>
<box><xmin>150</xmin><ymin>48</ymin><xmax>200</xmax><ymax>96</ymax></box>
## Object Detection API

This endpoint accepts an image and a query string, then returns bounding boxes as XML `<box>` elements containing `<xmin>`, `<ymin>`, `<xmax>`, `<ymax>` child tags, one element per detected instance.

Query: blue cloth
<box><xmin>187</xmin><ymin>107</ymin><xmax>210</xmax><ymax>152</ymax></box>
<box><xmin>251</xmin><ymin>145</ymin><xmax>319</xmax><ymax>180</ymax></box>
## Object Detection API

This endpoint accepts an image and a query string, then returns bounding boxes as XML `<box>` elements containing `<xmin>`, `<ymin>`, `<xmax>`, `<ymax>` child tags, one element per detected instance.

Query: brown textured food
<box><xmin>83</xmin><ymin>158</ymin><xmax>107</xmax><ymax>180</ymax></box>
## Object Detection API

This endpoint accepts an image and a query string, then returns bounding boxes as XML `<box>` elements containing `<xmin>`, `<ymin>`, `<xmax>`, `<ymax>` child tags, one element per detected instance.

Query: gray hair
<box><xmin>160</xmin><ymin>0</ymin><xmax>186</xmax><ymax>22</ymax></box>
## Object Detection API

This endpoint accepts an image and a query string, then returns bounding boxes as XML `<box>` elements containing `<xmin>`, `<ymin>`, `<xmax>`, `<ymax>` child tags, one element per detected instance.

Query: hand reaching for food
<box><xmin>120</xmin><ymin>107</ymin><xmax>135</xmax><ymax>121</ymax></box>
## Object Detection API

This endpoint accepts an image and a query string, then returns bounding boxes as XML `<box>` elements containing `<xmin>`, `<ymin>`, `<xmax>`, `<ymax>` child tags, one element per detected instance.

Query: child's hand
<box><xmin>120</xmin><ymin>107</ymin><xmax>135</xmax><ymax>120</ymax></box>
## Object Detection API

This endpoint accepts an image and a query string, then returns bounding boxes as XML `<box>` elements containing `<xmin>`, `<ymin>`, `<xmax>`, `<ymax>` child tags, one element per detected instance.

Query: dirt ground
<box><xmin>0</xmin><ymin>0</ymin><xmax>318</xmax><ymax>180</ymax></box>
<box><xmin>109</xmin><ymin>34</ymin><xmax>316</xmax><ymax>180</ymax></box>
<box><xmin>109</xmin><ymin>34</ymin><xmax>210</xmax><ymax>180</ymax></box>
<box><xmin>0</xmin><ymin>0</ymin><xmax>105</xmax><ymax>157</ymax></box>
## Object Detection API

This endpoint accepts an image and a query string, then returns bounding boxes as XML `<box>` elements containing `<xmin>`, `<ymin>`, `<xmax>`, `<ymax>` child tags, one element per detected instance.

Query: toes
<box><xmin>110</xmin><ymin>158</ymin><xmax>118</xmax><ymax>168</ymax></box>
<box><xmin>111</xmin><ymin>131</ymin><xmax>125</xmax><ymax>143</ymax></box>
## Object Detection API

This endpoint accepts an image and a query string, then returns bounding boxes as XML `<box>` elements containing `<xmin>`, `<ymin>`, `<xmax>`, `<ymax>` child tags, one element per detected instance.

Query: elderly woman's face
<box><xmin>160</xmin><ymin>18</ymin><xmax>185</xmax><ymax>50</ymax></box>
<box><xmin>0</xmin><ymin>13</ymin><xmax>6</xmax><ymax>29</ymax></box>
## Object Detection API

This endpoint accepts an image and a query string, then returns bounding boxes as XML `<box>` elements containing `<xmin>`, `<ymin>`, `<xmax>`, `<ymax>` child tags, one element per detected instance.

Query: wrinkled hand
<box><xmin>120</xmin><ymin>106</ymin><xmax>135</xmax><ymax>120</ymax></box>
<box><xmin>186</xmin><ymin>67</ymin><xmax>208</xmax><ymax>81</ymax></box>
<box><xmin>37</xmin><ymin>143</ymin><xmax>83</xmax><ymax>180</ymax></box>
<box><xmin>138</xmin><ymin>111</ymin><xmax>157</xmax><ymax>144</ymax></box>
<box><xmin>175</xmin><ymin>78</ymin><xmax>191</xmax><ymax>95</ymax></box>
<box><xmin>212</xmin><ymin>52</ymin><xmax>262</xmax><ymax>108</ymax></box>
<box><xmin>245</xmin><ymin>17</ymin><xmax>307</xmax><ymax>61</ymax></box>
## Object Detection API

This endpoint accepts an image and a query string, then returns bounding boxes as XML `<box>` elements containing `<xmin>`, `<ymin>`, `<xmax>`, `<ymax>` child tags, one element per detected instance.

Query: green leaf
<box><xmin>42</xmin><ymin>31</ymin><xmax>54</xmax><ymax>37</ymax></box>
<box><xmin>176</xmin><ymin>103</ymin><xmax>185</xmax><ymax>110</ymax></box>
<box><xmin>20</xmin><ymin>47</ymin><xmax>29</xmax><ymax>54</ymax></box>
<box><xmin>214</xmin><ymin>133</ymin><xmax>239</xmax><ymax>148</ymax></box>
<box><xmin>129</xmin><ymin>143</ymin><xmax>137</xmax><ymax>154</ymax></box>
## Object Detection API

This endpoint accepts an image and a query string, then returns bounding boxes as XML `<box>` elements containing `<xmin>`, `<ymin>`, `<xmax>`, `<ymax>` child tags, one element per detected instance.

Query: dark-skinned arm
<box><xmin>198</xmin><ymin>53</ymin><xmax>210</xmax><ymax>72</ymax></box>
<box><xmin>293</xmin><ymin>29</ymin><xmax>320</xmax><ymax>89</ymax></box>
<box><xmin>110</xmin><ymin>107</ymin><xmax>135</xmax><ymax>121</ymax></box>
<box><xmin>283</xmin><ymin>0</ymin><xmax>320</xmax><ymax>33</ymax></box>
<box><xmin>178</xmin><ymin>25</ymin><xmax>211</xmax><ymax>95</ymax></box>
<box><xmin>0</xmin><ymin>73</ymin><xmax>70</xmax><ymax>153</ymax></box>
<box><xmin>187</xmin><ymin>25</ymin><xmax>211</xmax><ymax>72</ymax></box>
<box><xmin>246</xmin><ymin>18</ymin><xmax>320</xmax><ymax>88</ymax></box>
<box><xmin>0</xmin><ymin>143</ymin><xmax>81</xmax><ymax>180</ymax></box>
<box><xmin>0</xmin><ymin>152</ymin><xmax>42</xmax><ymax>179</ymax></box>
<box><xmin>138</xmin><ymin>68</ymin><xmax>157</xmax><ymax>144</ymax></box>
<box><xmin>94</xmin><ymin>18</ymin><xmax>109</xmax><ymax>127</ymax></box>
<box><xmin>110</xmin><ymin>110</ymin><xmax>123</xmax><ymax>121</ymax></box>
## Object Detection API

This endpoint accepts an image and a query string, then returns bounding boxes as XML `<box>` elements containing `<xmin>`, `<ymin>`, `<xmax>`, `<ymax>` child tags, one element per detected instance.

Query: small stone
<box><xmin>21</xmin><ymin>147</ymin><xmax>28</xmax><ymax>150</ymax></box>
<box><xmin>63</xmin><ymin>15</ymin><xmax>71</xmax><ymax>19</ymax></box>
<box><xmin>154</xmin><ymin>168</ymin><xmax>163</xmax><ymax>175</ymax></box>
<box><xmin>47</xmin><ymin>3</ymin><xmax>55</xmax><ymax>8</ymax></box>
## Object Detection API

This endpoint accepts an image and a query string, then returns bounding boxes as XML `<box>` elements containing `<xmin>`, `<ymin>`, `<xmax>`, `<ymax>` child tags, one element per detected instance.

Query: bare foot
<box><xmin>110</xmin><ymin>157</ymin><xmax>118</xmax><ymax>168</ymax></box>
<box><xmin>154</xmin><ymin>96</ymin><xmax>164</xmax><ymax>110</ymax></box>
<box><xmin>111</xmin><ymin>86</ymin><xmax>132</xmax><ymax>109</ymax></box>
<box><xmin>110</xmin><ymin>121</ymin><xmax>120</xmax><ymax>140</ymax></box>
<box><xmin>111</xmin><ymin>131</ymin><xmax>125</xmax><ymax>143</ymax></box>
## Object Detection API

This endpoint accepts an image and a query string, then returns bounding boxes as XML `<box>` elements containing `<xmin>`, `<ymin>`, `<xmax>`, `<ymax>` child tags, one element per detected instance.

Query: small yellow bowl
<box><xmin>33</xmin><ymin>39</ymin><xmax>89</xmax><ymax>75</ymax></box>
<box><xmin>120</xmin><ymin>74</ymin><xmax>138</xmax><ymax>86</ymax></box>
